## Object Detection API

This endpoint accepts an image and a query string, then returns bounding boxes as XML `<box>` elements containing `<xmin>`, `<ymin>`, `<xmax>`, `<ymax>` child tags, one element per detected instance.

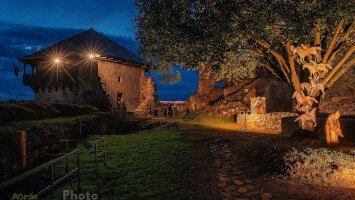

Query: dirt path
<box><xmin>210</xmin><ymin>139</ymin><xmax>264</xmax><ymax>200</ymax></box>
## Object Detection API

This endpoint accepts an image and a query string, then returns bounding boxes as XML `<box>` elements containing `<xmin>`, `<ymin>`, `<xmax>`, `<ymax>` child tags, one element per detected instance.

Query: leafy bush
<box><xmin>284</xmin><ymin>148</ymin><xmax>355</xmax><ymax>189</ymax></box>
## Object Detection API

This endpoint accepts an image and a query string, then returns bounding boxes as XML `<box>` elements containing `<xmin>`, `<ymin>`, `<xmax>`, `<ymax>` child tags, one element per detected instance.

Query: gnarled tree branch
<box><xmin>256</xmin><ymin>40</ymin><xmax>291</xmax><ymax>84</ymax></box>
<box><xmin>244</xmin><ymin>49</ymin><xmax>283</xmax><ymax>81</ymax></box>
<box><xmin>327</xmin><ymin>23</ymin><xmax>354</xmax><ymax>64</ymax></box>
<box><xmin>327</xmin><ymin>57</ymin><xmax>355</xmax><ymax>88</ymax></box>
<box><xmin>285</xmin><ymin>42</ymin><xmax>301</xmax><ymax>92</ymax></box>
<box><xmin>323</xmin><ymin>45</ymin><xmax>355</xmax><ymax>86</ymax></box>
<box><xmin>322</xmin><ymin>19</ymin><xmax>346</xmax><ymax>63</ymax></box>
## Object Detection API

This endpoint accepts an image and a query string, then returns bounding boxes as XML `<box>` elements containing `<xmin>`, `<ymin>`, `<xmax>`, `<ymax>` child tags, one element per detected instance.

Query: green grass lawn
<box><xmin>49</xmin><ymin>130</ymin><xmax>198</xmax><ymax>200</ymax></box>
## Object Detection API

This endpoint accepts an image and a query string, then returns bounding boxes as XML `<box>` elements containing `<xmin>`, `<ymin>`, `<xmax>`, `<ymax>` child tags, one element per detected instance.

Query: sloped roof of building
<box><xmin>20</xmin><ymin>28</ymin><xmax>144</xmax><ymax>65</ymax></box>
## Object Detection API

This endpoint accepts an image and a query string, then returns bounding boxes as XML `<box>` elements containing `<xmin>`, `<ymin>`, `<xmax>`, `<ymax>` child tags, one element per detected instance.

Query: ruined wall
<box><xmin>97</xmin><ymin>60</ymin><xmax>142</xmax><ymax>112</ymax></box>
<box><xmin>236</xmin><ymin>112</ymin><xmax>298</xmax><ymax>134</ymax></box>
<box><xmin>135</xmin><ymin>73</ymin><xmax>158</xmax><ymax>115</ymax></box>
<box><xmin>187</xmin><ymin>67</ymin><xmax>224</xmax><ymax>110</ymax></box>
<box><xmin>255</xmin><ymin>78</ymin><xmax>293</xmax><ymax>112</ymax></box>
<box><xmin>198</xmin><ymin>68</ymin><xmax>222</xmax><ymax>94</ymax></box>
<box><xmin>188</xmin><ymin>74</ymin><xmax>293</xmax><ymax>116</ymax></box>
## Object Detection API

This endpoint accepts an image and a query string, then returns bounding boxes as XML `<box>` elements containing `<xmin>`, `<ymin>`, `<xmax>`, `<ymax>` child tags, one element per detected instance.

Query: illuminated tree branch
<box><xmin>322</xmin><ymin>19</ymin><xmax>346</xmax><ymax>63</ymax></box>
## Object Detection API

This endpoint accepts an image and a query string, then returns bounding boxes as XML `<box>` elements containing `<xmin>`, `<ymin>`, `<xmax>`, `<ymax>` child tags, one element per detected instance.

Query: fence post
<box><xmin>65</xmin><ymin>140</ymin><xmax>69</xmax><ymax>172</ymax></box>
<box><xmin>95</xmin><ymin>141</ymin><xmax>99</xmax><ymax>194</ymax></box>
<box><xmin>79</xmin><ymin>118</ymin><xmax>82</xmax><ymax>136</ymax></box>
<box><xmin>103</xmin><ymin>138</ymin><xmax>108</xmax><ymax>176</ymax></box>
<box><xmin>28</xmin><ymin>142</ymin><xmax>31</xmax><ymax>169</ymax></box>
<box><xmin>103</xmin><ymin>137</ymin><xmax>107</xmax><ymax>163</ymax></box>
<box><xmin>18</xmin><ymin>131</ymin><xmax>27</xmax><ymax>169</ymax></box>
<box><xmin>50</xmin><ymin>162</ymin><xmax>54</xmax><ymax>198</ymax></box>
<box><xmin>77</xmin><ymin>150</ymin><xmax>81</xmax><ymax>192</ymax></box>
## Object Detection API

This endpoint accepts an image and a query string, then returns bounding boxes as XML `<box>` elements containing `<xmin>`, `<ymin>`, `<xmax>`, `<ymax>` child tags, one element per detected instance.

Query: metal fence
<box><xmin>0</xmin><ymin>136</ymin><xmax>108</xmax><ymax>199</ymax></box>
<box><xmin>0</xmin><ymin>149</ymin><xmax>80</xmax><ymax>198</ymax></box>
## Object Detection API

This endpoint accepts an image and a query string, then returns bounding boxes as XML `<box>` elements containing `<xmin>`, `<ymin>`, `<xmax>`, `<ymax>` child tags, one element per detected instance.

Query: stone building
<box><xmin>19</xmin><ymin>28</ymin><xmax>157</xmax><ymax>113</ymax></box>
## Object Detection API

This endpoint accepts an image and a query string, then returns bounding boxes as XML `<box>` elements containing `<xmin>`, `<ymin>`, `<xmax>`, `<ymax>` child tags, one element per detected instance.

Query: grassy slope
<box><xmin>50</xmin><ymin>131</ymin><xmax>198</xmax><ymax>200</ymax></box>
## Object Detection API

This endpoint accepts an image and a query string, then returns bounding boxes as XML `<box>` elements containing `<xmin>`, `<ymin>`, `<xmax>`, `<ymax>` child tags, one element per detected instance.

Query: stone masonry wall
<box><xmin>35</xmin><ymin>86</ymin><xmax>79</xmax><ymax>103</ymax></box>
<box><xmin>198</xmin><ymin>67</ymin><xmax>222</xmax><ymax>94</ymax></box>
<box><xmin>236</xmin><ymin>112</ymin><xmax>298</xmax><ymax>134</ymax></box>
<box><xmin>97</xmin><ymin>60</ymin><xmax>142</xmax><ymax>112</ymax></box>
<box><xmin>77</xmin><ymin>62</ymin><xmax>107</xmax><ymax>108</ymax></box>
<box><xmin>189</xmin><ymin>76</ymin><xmax>293</xmax><ymax>116</ymax></box>
<box><xmin>135</xmin><ymin>73</ymin><xmax>158</xmax><ymax>115</ymax></box>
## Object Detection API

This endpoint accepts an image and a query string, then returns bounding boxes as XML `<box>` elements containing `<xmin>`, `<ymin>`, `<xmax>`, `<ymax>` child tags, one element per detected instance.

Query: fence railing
<box><xmin>0</xmin><ymin>149</ymin><xmax>80</xmax><ymax>198</ymax></box>
<box><xmin>0</xmin><ymin>136</ymin><xmax>108</xmax><ymax>199</ymax></box>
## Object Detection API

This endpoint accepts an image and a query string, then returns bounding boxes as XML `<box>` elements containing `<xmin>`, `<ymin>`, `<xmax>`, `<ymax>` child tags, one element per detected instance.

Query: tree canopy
<box><xmin>135</xmin><ymin>0</ymin><xmax>354</xmax><ymax>86</ymax></box>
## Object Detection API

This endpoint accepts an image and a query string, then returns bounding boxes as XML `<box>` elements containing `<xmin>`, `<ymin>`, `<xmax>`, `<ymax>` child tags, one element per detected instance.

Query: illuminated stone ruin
<box><xmin>19</xmin><ymin>28</ymin><xmax>157</xmax><ymax>114</ymax></box>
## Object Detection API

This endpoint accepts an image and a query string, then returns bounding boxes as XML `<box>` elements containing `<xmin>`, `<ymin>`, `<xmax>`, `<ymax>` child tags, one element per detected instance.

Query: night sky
<box><xmin>0</xmin><ymin>0</ymin><xmax>198</xmax><ymax>101</ymax></box>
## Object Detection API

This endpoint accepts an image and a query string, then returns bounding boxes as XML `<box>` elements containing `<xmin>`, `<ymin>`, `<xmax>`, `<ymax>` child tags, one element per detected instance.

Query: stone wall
<box><xmin>35</xmin><ymin>86</ymin><xmax>79</xmax><ymax>103</ymax></box>
<box><xmin>135</xmin><ymin>73</ymin><xmax>158</xmax><ymax>115</ymax></box>
<box><xmin>198</xmin><ymin>67</ymin><xmax>223</xmax><ymax>95</ymax></box>
<box><xmin>188</xmin><ymin>75</ymin><xmax>293</xmax><ymax>116</ymax></box>
<box><xmin>34</xmin><ymin>61</ymin><xmax>106</xmax><ymax>107</ymax></box>
<box><xmin>78</xmin><ymin>62</ymin><xmax>106</xmax><ymax>106</ymax></box>
<box><xmin>236</xmin><ymin>112</ymin><xmax>298</xmax><ymax>134</ymax></box>
<box><xmin>32</xmin><ymin>60</ymin><xmax>158</xmax><ymax>114</ymax></box>
<box><xmin>97</xmin><ymin>60</ymin><xmax>142</xmax><ymax>112</ymax></box>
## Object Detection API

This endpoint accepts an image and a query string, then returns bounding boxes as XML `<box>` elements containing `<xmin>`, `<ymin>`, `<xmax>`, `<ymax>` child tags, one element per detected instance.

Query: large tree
<box><xmin>135</xmin><ymin>0</ymin><xmax>354</xmax><ymax>85</ymax></box>
<box><xmin>135</xmin><ymin>0</ymin><xmax>354</xmax><ymax>130</ymax></box>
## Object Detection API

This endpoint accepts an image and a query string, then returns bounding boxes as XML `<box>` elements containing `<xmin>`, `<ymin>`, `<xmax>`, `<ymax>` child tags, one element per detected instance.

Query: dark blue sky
<box><xmin>0</xmin><ymin>0</ymin><xmax>198</xmax><ymax>101</ymax></box>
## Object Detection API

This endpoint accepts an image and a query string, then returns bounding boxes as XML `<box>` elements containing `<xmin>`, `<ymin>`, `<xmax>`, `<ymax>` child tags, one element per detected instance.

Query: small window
<box><xmin>118</xmin><ymin>76</ymin><xmax>122</xmax><ymax>82</ymax></box>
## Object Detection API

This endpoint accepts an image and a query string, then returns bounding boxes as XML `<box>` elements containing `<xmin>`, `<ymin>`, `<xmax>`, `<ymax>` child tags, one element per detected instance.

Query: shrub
<box><xmin>284</xmin><ymin>148</ymin><xmax>355</xmax><ymax>189</ymax></box>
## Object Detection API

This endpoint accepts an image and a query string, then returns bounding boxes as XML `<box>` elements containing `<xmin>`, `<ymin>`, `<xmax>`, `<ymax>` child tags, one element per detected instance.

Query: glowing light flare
<box><xmin>79</xmin><ymin>42</ymin><xmax>104</xmax><ymax>66</ymax></box>
<box><xmin>54</xmin><ymin>58</ymin><xmax>61</xmax><ymax>64</ymax></box>
<box><xmin>41</xmin><ymin>47</ymin><xmax>74</xmax><ymax>84</ymax></box>
<box><xmin>88</xmin><ymin>53</ymin><xmax>100</xmax><ymax>59</ymax></box>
